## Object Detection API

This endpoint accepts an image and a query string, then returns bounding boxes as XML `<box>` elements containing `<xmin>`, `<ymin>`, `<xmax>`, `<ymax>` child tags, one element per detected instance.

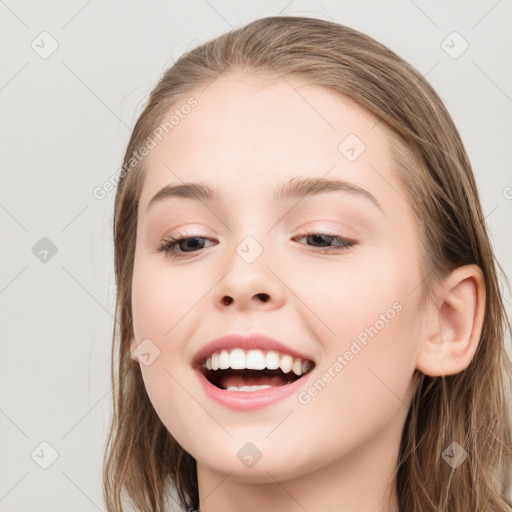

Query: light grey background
<box><xmin>1</xmin><ymin>1</ymin><xmax>511</xmax><ymax>511</ymax></box>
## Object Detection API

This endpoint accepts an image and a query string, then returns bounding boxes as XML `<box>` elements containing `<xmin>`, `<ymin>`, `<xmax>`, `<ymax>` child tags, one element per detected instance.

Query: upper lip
<box><xmin>192</xmin><ymin>333</ymin><xmax>316</xmax><ymax>369</ymax></box>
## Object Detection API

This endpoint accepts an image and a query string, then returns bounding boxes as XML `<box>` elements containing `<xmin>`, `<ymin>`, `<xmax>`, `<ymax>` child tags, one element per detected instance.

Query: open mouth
<box><xmin>198</xmin><ymin>349</ymin><xmax>315</xmax><ymax>391</ymax></box>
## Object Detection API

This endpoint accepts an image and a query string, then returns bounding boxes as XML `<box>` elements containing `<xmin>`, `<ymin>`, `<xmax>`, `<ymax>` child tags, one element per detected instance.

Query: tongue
<box><xmin>218</xmin><ymin>371</ymin><xmax>290</xmax><ymax>390</ymax></box>
<box><xmin>219</xmin><ymin>375</ymin><xmax>288</xmax><ymax>389</ymax></box>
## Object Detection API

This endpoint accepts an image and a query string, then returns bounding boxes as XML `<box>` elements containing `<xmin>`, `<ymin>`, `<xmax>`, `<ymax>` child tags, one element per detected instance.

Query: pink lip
<box><xmin>192</xmin><ymin>333</ymin><xmax>315</xmax><ymax>368</ymax></box>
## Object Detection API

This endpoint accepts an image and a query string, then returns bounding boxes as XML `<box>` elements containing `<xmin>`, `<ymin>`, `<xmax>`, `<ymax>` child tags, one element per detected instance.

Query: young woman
<box><xmin>103</xmin><ymin>15</ymin><xmax>512</xmax><ymax>512</ymax></box>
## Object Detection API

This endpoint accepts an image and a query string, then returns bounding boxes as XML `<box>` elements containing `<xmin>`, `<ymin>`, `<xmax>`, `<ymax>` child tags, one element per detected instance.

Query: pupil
<box><xmin>309</xmin><ymin>234</ymin><xmax>331</xmax><ymax>247</ymax></box>
<box><xmin>182</xmin><ymin>237</ymin><xmax>203</xmax><ymax>251</ymax></box>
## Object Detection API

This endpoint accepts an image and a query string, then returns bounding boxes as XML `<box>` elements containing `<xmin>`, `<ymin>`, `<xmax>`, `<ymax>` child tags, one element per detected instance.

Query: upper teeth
<box><xmin>205</xmin><ymin>348</ymin><xmax>313</xmax><ymax>377</ymax></box>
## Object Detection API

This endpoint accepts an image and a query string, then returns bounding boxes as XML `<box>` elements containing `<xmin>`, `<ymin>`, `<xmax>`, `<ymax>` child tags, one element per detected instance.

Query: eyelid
<box><xmin>156</xmin><ymin>228</ymin><xmax>358</xmax><ymax>260</ymax></box>
<box><xmin>293</xmin><ymin>220</ymin><xmax>358</xmax><ymax>238</ymax></box>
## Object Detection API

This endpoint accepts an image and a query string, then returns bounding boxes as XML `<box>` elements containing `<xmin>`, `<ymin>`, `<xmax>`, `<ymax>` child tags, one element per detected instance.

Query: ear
<box><xmin>416</xmin><ymin>264</ymin><xmax>486</xmax><ymax>377</ymax></box>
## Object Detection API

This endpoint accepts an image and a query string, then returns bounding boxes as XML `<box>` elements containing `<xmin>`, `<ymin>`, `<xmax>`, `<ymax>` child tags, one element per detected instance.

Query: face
<box><xmin>131</xmin><ymin>71</ymin><xmax>427</xmax><ymax>483</ymax></box>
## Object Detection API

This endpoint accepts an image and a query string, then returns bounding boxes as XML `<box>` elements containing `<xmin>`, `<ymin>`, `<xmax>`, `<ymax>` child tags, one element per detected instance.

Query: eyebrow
<box><xmin>146</xmin><ymin>177</ymin><xmax>384</xmax><ymax>213</ymax></box>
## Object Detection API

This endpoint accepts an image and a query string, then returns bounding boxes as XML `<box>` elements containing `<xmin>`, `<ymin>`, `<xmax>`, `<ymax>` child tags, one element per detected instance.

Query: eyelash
<box><xmin>157</xmin><ymin>231</ymin><xmax>357</xmax><ymax>259</ymax></box>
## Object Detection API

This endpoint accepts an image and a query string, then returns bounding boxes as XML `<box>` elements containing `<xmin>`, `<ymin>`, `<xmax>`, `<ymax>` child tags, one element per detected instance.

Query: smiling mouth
<box><xmin>198</xmin><ymin>349</ymin><xmax>316</xmax><ymax>391</ymax></box>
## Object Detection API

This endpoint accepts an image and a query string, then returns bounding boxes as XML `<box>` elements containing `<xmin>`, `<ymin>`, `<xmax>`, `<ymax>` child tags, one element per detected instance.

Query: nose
<box><xmin>220</xmin><ymin>292</ymin><xmax>270</xmax><ymax>307</ymax></box>
<box><xmin>212</xmin><ymin>241</ymin><xmax>286</xmax><ymax>312</ymax></box>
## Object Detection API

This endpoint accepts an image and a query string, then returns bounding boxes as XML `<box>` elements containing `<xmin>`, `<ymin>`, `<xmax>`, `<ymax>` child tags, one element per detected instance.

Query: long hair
<box><xmin>103</xmin><ymin>15</ymin><xmax>512</xmax><ymax>511</ymax></box>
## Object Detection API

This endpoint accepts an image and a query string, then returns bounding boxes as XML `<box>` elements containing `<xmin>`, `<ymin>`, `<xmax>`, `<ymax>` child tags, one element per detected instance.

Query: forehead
<box><xmin>138</xmin><ymin>71</ymin><xmax>403</xmax><ymax>214</ymax></box>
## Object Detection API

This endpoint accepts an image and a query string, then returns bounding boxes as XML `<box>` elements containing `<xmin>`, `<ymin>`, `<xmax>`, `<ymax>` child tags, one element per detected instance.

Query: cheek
<box><xmin>131</xmin><ymin>254</ymin><xmax>201</xmax><ymax>340</ymax></box>
<box><xmin>131</xmin><ymin>275</ymin><xmax>171</xmax><ymax>340</ymax></box>
<box><xmin>131</xmin><ymin>255</ymin><xmax>200</xmax><ymax>433</ymax></box>
<box><xmin>290</xmin><ymin>245</ymin><xmax>413</xmax><ymax>338</ymax></box>
<box><xmin>296</xmin><ymin>246</ymin><xmax>421</xmax><ymax>396</ymax></box>
<box><xmin>293</xmin><ymin>298</ymin><xmax>420</xmax><ymax>464</ymax></box>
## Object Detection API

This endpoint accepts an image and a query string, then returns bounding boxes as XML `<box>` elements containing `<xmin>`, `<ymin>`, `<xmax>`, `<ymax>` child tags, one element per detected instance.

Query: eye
<box><xmin>293</xmin><ymin>231</ymin><xmax>357</xmax><ymax>252</ymax></box>
<box><xmin>157</xmin><ymin>234</ymin><xmax>216</xmax><ymax>259</ymax></box>
<box><xmin>157</xmin><ymin>231</ymin><xmax>357</xmax><ymax>260</ymax></box>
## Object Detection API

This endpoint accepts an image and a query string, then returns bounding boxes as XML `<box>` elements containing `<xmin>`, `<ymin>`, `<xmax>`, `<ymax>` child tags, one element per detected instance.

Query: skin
<box><xmin>130</xmin><ymin>71</ymin><xmax>485</xmax><ymax>512</ymax></box>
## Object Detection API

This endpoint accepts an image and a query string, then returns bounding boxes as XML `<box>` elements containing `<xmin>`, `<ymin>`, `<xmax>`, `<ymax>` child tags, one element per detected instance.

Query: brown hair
<box><xmin>103</xmin><ymin>15</ymin><xmax>512</xmax><ymax>511</ymax></box>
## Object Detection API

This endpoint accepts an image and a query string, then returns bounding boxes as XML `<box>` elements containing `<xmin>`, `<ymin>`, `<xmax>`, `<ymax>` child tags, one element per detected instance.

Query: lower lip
<box><xmin>194</xmin><ymin>367</ymin><xmax>314</xmax><ymax>410</ymax></box>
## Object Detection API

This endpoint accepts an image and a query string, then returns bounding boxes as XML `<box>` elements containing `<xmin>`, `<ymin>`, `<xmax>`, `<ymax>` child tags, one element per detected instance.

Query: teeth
<box><xmin>227</xmin><ymin>384</ymin><xmax>273</xmax><ymax>392</ymax></box>
<box><xmin>230</xmin><ymin>348</ymin><xmax>246</xmax><ymax>369</ymax></box>
<box><xmin>265</xmin><ymin>350</ymin><xmax>280</xmax><ymax>370</ymax></box>
<box><xmin>212</xmin><ymin>352</ymin><xmax>220</xmax><ymax>371</ymax></box>
<box><xmin>280</xmin><ymin>354</ymin><xmax>293</xmax><ymax>374</ymax></box>
<box><xmin>246</xmin><ymin>350</ymin><xmax>266</xmax><ymax>370</ymax></box>
<box><xmin>204</xmin><ymin>348</ymin><xmax>313</xmax><ymax>376</ymax></box>
<box><xmin>218</xmin><ymin>349</ymin><xmax>230</xmax><ymax>370</ymax></box>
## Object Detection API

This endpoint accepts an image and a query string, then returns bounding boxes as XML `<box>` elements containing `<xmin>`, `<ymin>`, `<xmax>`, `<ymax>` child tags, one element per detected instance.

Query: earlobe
<box><xmin>415</xmin><ymin>264</ymin><xmax>486</xmax><ymax>377</ymax></box>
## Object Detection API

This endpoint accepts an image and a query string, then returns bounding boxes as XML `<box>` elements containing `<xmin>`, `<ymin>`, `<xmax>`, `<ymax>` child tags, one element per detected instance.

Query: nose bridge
<box><xmin>229</xmin><ymin>201</ymin><xmax>284</xmax><ymax>269</ymax></box>
<box><xmin>228</xmin><ymin>198</ymin><xmax>276</xmax><ymax>254</ymax></box>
